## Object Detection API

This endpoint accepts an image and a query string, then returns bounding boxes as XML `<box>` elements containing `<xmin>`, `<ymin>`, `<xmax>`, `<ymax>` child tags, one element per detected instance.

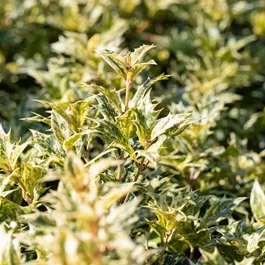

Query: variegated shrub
<box><xmin>0</xmin><ymin>44</ymin><xmax>265</xmax><ymax>265</ymax></box>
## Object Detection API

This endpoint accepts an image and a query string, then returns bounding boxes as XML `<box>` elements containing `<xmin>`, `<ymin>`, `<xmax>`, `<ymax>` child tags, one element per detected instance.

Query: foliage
<box><xmin>0</xmin><ymin>0</ymin><xmax>265</xmax><ymax>264</ymax></box>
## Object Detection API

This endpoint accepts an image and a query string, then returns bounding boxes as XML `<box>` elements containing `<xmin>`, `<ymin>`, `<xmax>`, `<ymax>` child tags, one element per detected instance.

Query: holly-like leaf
<box><xmin>0</xmin><ymin>125</ymin><xmax>28</xmax><ymax>172</ymax></box>
<box><xmin>130</xmin><ymin>73</ymin><xmax>169</xmax><ymax>108</ymax></box>
<box><xmin>134</xmin><ymin>109</ymin><xmax>150</xmax><ymax>147</ymax></box>
<box><xmin>51</xmin><ymin>111</ymin><xmax>72</xmax><ymax>145</ymax></box>
<box><xmin>130</xmin><ymin>44</ymin><xmax>156</xmax><ymax>65</ymax></box>
<box><xmin>98</xmin><ymin>44</ymin><xmax>157</xmax><ymax>81</ymax></box>
<box><xmin>30</xmin><ymin>130</ymin><xmax>65</xmax><ymax>160</ymax></box>
<box><xmin>95</xmin><ymin>94</ymin><xmax>119</xmax><ymax>121</ymax></box>
<box><xmin>243</xmin><ymin>226</ymin><xmax>265</xmax><ymax>253</ymax></box>
<box><xmin>95</xmin><ymin>120</ymin><xmax>135</xmax><ymax>158</ymax></box>
<box><xmin>89</xmin><ymin>85</ymin><xmax>123</xmax><ymax>114</ymax></box>
<box><xmin>0</xmin><ymin>197</ymin><xmax>24</xmax><ymax>222</ymax></box>
<box><xmin>137</xmin><ymin>135</ymin><xmax>167</xmax><ymax>167</ymax></box>
<box><xmin>200</xmin><ymin>197</ymin><xmax>246</xmax><ymax>229</ymax></box>
<box><xmin>250</xmin><ymin>180</ymin><xmax>265</xmax><ymax>224</ymax></box>
<box><xmin>22</xmin><ymin>112</ymin><xmax>51</xmax><ymax>126</ymax></box>
<box><xmin>70</xmin><ymin>98</ymin><xmax>94</xmax><ymax>132</ymax></box>
<box><xmin>34</xmin><ymin>100</ymin><xmax>71</xmax><ymax>125</ymax></box>
<box><xmin>20</xmin><ymin>163</ymin><xmax>43</xmax><ymax>203</ymax></box>
<box><xmin>151</xmin><ymin>113</ymin><xmax>193</xmax><ymax>141</ymax></box>
<box><xmin>97</xmin><ymin>50</ymin><xmax>127</xmax><ymax>79</ymax></box>
<box><xmin>199</xmin><ymin>248</ymin><xmax>229</xmax><ymax>265</ymax></box>
<box><xmin>63</xmin><ymin>131</ymin><xmax>94</xmax><ymax>152</ymax></box>
<box><xmin>0</xmin><ymin>225</ymin><xmax>21</xmax><ymax>264</ymax></box>
<box><xmin>133</xmin><ymin>90</ymin><xmax>161</xmax><ymax>147</ymax></box>
<box><xmin>0</xmin><ymin>125</ymin><xmax>14</xmax><ymax>172</ymax></box>
<box><xmin>128</xmin><ymin>61</ymin><xmax>157</xmax><ymax>81</ymax></box>
<box><xmin>116</xmin><ymin>108</ymin><xmax>136</xmax><ymax>138</ymax></box>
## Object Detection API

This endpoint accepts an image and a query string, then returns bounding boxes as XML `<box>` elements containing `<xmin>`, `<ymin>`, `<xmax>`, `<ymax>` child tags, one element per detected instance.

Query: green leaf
<box><xmin>0</xmin><ymin>169</ymin><xmax>20</xmax><ymax>195</ymax></box>
<box><xmin>184</xmin><ymin>195</ymin><xmax>210</xmax><ymax>217</ymax></box>
<box><xmin>70</xmin><ymin>98</ymin><xmax>94</xmax><ymax>131</ymax></box>
<box><xmin>20</xmin><ymin>163</ymin><xmax>43</xmax><ymax>202</ymax></box>
<box><xmin>95</xmin><ymin>94</ymin><xmax>118</xmax><ymax>121</ymax></box>
<box><xmin>98</xmin><ymin>45</ymin><xmax>157</xmax><ymax>81</ymax></box>
<box><xmin>0</xmin><ymin>125</ymin><xmax>28</xmax><ymax>172</ymax></box>
<box><xmin>34</xmin><ymin>100</ymin><xmax>71</xmax><ymax>125</ymax></box>
<box><xmin>137</xmin><ymin>135</ymin><xmax>167</xmax><ymax>167</ymax></box>
<box><xmin>133</xmin><ymin>90</ymin><xmax>161</xmax><ymax>147</ymax></box>
<box><xmin>22</xmin><ymin>112</ymin><xmax>51</xmax><ymax>126</ymax></box>
<box><xmin>151</xmin><ymin>113</ymin><xmax>192</xmax><ymax>141</ymax></box>
<box><xmin>51</xmin><ymin>111</ymin><xmax>71</xmax><ymax>145</ymax></box>
<box><xmin>95</xmin><ymin>120</ymin><xmax>135</xmax><ymax>158</ymax></box>
<box><xmin>199</xmin><ymin>248</ymin><xmax>229</xmax><ymax>265</ymax></box>
<box><xmin>63</xmin><ymin>132</ymin><xmax>92</xmax><ymax>152</ymax></box>
<box><xmin>243</xmin><ymin>226</ymin><xmax>265</xmax><ymax>253</ymax></box>
<box><xmin>130</xmin><ymin>44</ymin><xmax>156</xmax><ymax>65</ymax></box>
<box><xmin>31</xmin><ymin>130</ymin><xmax>65</xmax><ymax>159</ymax></box>
<box><xmin>0</xmin><ymin>197</ymin><xmax>24</xmax><ymax>222</ymax></box>
<box><xmin>200</xmin><ymin>197</ymin><xmax>246</xmax><ymax>229</ymax></box>
<box><xmin>0</xmin><ymin>225</ymin><xmax>21</xmax><ymax>264</ymax></box>
<box><xmin>130</xmin><ymin>74</ymin><xmax>169</xmax><ymax>108</ymax></box>
<box><xmin>127</xmin><ymin>60</ymin><xmax>157</xmax><ymax>81</ymax></box>
<box><xmin>97</xmin><ymin>50</ymin><xmax>127</xmax><ymax>79</ymax></box>
<box><xmin>88</xmin><ymin>85</ymin><xmax>123</xmax><ymax>113</ymax></box>
<box><xmin>116</xmin><ymin>108</ymin><xmax>136</xmax><ymax>138</ymax></box>
<box><xmin>250</xmin><ymin>180</ymin><xmax>265</xmax><ymax>224</ymax></box>
<box><xmin>134</xmin><ymin>109</ymin><xmax>150</xmax><ymax>147</ymax></box>
<box><xmin>10</xmin><ymin>142</ymin><xmax>28</xmax><ymax>170</ymax></box>
<box><xmin>0</xmin><ymin>125</ymin><xmax>13</xmax><ymax>172</ymax></box>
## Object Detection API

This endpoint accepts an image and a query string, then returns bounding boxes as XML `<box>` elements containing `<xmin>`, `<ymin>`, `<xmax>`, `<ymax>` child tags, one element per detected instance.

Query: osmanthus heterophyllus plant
<box><xmin>24</xmin><ymin>44</ymin><xmax>193</xmax><ymax>184</ymax></box>
<box><xmin>90</xmin><ymin>44</ymin><xmax>193</xmax><ymax>183</ymax></box>
<box><xmin>1</xmin><ymin>44</ymin><xmax>265</xmax><ymax>265</ymax></box>
<box><xmin>0</xmin><ymin>124</ymin><xmax>44</xmax><ymax>205</ymax></box>
<box><xmin>0</xmin><ymin>44</ymin><xmax>192</xmax><ymax>263</ymax></box>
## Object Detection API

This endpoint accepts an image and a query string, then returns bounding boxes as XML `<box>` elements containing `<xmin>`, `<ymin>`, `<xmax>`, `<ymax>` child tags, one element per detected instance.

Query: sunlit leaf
<box><xmin>97</xmin><ymin>50</ymin><xmax>127</xmax><ymax>79</ymax></box>
<box><xmin>250</xmin><ymin>180</ymin><xmax>265</xmax><ymax>224</ymax></box>
<box><xmin>151</xmin><ymin>113</ymin><xmax>193</xmax><ymax>141</ymax></box>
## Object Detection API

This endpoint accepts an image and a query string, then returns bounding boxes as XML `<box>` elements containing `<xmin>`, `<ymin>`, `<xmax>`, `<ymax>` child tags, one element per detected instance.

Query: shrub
<box><xmin>0</xmin><ymin>44</ymin><xmax>264</xmax><ymax>264</ymax></box>
<box><xmin>1</xmin><ymin>1</ymin><xmax>265</xmax><ymax>264</ymax></box>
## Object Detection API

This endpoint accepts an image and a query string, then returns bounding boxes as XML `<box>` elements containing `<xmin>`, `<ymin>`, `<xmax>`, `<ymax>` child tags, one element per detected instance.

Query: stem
<box><xmin>134</xmin><ymin>157</ymin><xmax>145</xmax><ymax>182</ymax></box>
<box><xmin>190</xmin><ymin>246</ymin><xmax>195</xmax><ymax>260</ymax></box>
<box><xmin>125</xmin><ymin>79</ymin><xmax>131</xmax><ymax>112</ymax></box>
<box><xmin>124</xmin><ymin>157</ymin><xmax>145</xmax><ymax>203</ymax></box>
<box><xmin>117</xmin><ymin>151</ymin><xmax>124</xmax><ymax>181</ymax></box>
<box><xmin>118</xmin><ymin>75</ymin><xmax>132</xmax><ymax>181</ymax></box>
<box><xmin>133</xmin><ymin>139</ymin><xmax>151</xmax><ymax>183</ymax></box>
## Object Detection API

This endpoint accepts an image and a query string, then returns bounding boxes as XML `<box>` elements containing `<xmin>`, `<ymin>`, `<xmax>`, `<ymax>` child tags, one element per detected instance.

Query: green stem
<box><xmin>124</xmin><ymin>157</ymin><xmax>145</xmax><ymax>203</ymax></box>
<box><xmin>117</xmin><ymin>151</ymin><xmax>124</xmax><ymax>181</ymax></box>
<box><xmin>190</xmin><ymin>246</ymin><xmax>195</xmax><ymax>260</ymax></box>
<box><xmin>125</xmin><ymin>79</ymin><xmax>131</xmax><ymax>112</ymax></box>
<box><xmin>118</xmin><ymin>75</ymin><xmax>132</xmax><ymax>181</ymax></box>
<box><xmin>134</xmin><ymin>157</ymin><xmax>145</xmax><ymax>182</ymax></box>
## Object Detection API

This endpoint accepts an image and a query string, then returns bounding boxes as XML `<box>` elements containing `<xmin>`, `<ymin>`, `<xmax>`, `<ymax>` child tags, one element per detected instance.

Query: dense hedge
<box><xmin>0</xmin><ymin>0</ymin><xmax>265</xmax><ymax>264</ymax></box>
